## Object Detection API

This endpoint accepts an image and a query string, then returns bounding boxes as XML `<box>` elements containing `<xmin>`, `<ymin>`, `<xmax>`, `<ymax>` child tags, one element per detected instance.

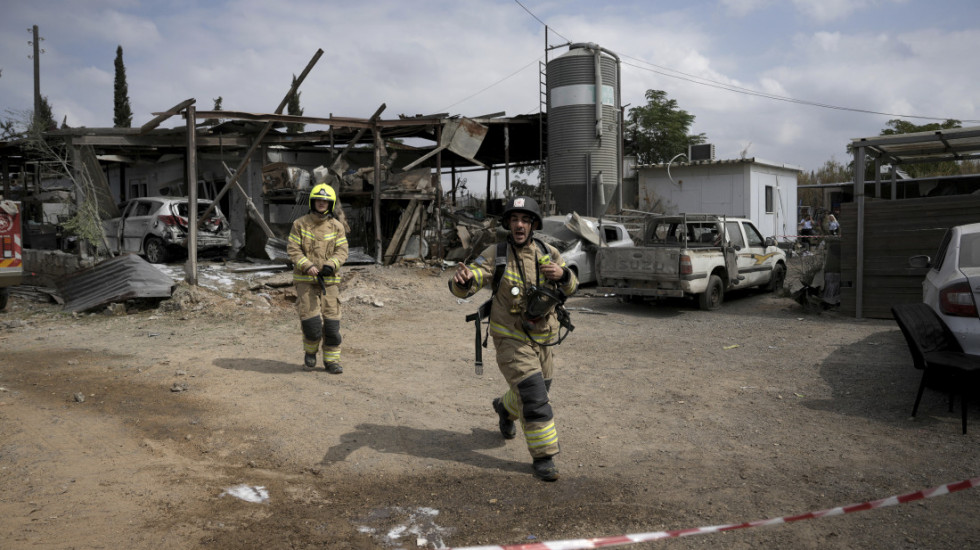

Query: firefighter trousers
<box><xmin>296</xmin><ymin>282</ymin><xmax>342</xmax><ymax>364</ymax></box>
<box><xmin>492</xmin><ymin>336</ymin><xmax>559</xmax><ymax>459</ymax></box>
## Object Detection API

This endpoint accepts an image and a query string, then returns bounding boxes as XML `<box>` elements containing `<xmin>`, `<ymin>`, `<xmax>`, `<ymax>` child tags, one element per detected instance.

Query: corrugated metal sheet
<box><xmin>852</xmin><ymin>126</ymin><xmax>980</xmax><ymax>164</ymax></box>
<box><xmin>59</xmin><ymin>254</ymin><xmax>175</xmax><ymax>312</ymax></box>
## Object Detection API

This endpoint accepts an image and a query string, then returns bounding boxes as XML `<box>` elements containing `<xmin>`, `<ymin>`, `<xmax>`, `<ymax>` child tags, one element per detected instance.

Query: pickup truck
<box><xmin>594</xmin><ymin>213</ymin><xmax>786</xmax><ymax>309</ymax></box>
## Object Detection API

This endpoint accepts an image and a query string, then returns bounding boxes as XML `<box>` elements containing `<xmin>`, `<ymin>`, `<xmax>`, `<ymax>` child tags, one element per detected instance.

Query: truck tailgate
<box><xmin>596</xmin><ymin>247</ymin><xmax>679</xmax><ymax>283</ymax></box>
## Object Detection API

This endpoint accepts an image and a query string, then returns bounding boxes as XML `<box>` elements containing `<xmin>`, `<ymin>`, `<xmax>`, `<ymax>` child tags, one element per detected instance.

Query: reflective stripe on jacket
<box><xmin>287</xmin><ymin>213</ymin><xmax>349</xmax><ymax>285</ymax></box>
<box><xmin>451</xmin><ymin>239</ymin><xmax>578</xmax><ymax>344</ymax></box>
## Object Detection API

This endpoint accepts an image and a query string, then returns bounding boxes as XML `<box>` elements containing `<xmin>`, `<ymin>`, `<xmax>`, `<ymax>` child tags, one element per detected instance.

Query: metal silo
<box><xmin>547</xmin><ymin>43</ymin><xmax>621</xmax><ymax>217</ymax></box>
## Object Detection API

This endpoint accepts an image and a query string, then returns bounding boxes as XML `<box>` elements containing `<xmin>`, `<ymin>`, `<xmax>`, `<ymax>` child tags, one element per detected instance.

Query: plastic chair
<box><xmin>891</xmin><ymin>303</ymin><xmax>980</xmax><ymax>434</ymax></box>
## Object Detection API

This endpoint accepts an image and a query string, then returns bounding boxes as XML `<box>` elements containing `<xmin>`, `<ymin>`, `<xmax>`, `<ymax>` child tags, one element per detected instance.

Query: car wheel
<box><xmin>699</xmin><ymin>275</ymin><xmax>724</xmax><ymax>310</ymax></box>
<box><xmin>0</xmin><ymin>287</ymin><xmax>8</xmax><ymax>312</ymax></box>
<box><xmin>144</xmin><ymin>237</ymin><xmax>169</xmax><ymax>264</ymax></box>
<box><xmin>767</xmin><ymin>263</ymin><xmax>786</xmax><ymax>293</ymax></box>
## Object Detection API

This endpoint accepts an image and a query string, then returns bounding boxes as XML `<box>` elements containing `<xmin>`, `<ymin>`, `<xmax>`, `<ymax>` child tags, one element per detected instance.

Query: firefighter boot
<box><xmin>324</xmin><ymin>361</ymin><xmax>343</xmax><ymax>375</ymax></box>
<box><xmin>532</xmin><ymin>457</ymin><xmax>559</xmax><ymax>482</ymax></box>
<box><xmin>492</xmin><ymin>398</ymin><xmax>517</xmax><ymax>439</ymax></box>
<box><xmin>303</xmin><ymin>352</ymin><xmax>317</xmax><ymax>370</ymax></box>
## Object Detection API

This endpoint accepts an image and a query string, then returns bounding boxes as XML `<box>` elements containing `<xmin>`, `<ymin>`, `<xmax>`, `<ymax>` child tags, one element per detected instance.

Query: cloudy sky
<box><xmin>2</xmin><ymin>0</ymin><xmax>978</xmax><ymax>174</ymax></box>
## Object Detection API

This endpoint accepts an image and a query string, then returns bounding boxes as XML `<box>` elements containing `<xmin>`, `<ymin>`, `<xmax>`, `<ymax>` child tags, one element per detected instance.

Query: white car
<box><xmin>910</xmin><ymin>222</ymin><xmax>980</xmax><ymax>355</ymax></box>
<box><xmin>539</xmin><ymin>214</ymin><xmax>634</xmax><ymax>284</ymax></box>
<box><xmin>103</xmin><ymin>197</ymin><xmax>232</xmax><ymax>263</ymax></box>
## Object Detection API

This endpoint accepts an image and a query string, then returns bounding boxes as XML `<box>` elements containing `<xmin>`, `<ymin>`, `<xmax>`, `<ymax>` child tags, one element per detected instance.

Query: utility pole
<box><xmin>29</xmin><ymin>25</ymin><xmax>43</xmax><ymax>116</ymax></box>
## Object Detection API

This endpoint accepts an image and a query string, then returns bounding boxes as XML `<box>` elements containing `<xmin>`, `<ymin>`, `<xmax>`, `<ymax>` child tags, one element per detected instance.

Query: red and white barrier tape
<box><xmin>450</xmin><ymin>476</ymin><xmax>980</xmax><ymax>550</ymax></box>
<box><xmin>780</xmin><ymin>235</ymin><xmax>841</xmax><ymax>239</ymax></box>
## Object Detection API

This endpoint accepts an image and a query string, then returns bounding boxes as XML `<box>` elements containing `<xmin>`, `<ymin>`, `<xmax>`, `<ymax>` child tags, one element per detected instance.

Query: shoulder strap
<box><xmin>534</xmin><ymin>238</ymin><xmax>548</xmax><ymax>257</ymax></box>
<box><xmin>491</xmin><ymin>241</ymin><xmax>508</xmax><ymax>294</ymax></box>
<box><xmin>490</xmin><ymin>238</ymin><xmax>552</xmax><ymax>294</ymax></box>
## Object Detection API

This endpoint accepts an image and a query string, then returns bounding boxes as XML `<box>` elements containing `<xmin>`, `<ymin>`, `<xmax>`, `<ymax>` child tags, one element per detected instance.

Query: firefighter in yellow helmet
<box><xmin>287</xmin><ymin>183</ymin><xmax>349</xmax><ymax>373</ymax></box>
<box><xmin>449</xmin><ymin>196</ymin><xmax>578</xmax><ymax>481</ymax></box>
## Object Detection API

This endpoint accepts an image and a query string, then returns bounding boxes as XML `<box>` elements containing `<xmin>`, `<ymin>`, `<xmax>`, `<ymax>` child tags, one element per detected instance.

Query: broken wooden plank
<box><xmin>394</xmin><ymin>203</ymin><xmax>423</xmax><ymax>262</ymax></box>
<box><xmin>140</xmin><ymin>98</ymin><xmax>195</xmax><ymax>134</ymax></box>
<box><xmin>383</xmin><ymin>199</ymin><xmax>418</xmax><ymax>264</ymax></box>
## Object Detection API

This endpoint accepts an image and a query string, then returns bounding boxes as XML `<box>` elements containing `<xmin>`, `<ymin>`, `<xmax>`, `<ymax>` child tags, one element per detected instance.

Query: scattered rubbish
<box><xmin>723</xmin><ymin>344</ymin><xmax>740</xmax><ymax>350</ymax></box>
<box><xmin>358</xmin><ymin>507</ymin><xmax>448</xmax><ymax>548</ymax></box>
<box><xmin>221</xmin><ymin>484</ymin><xmax>269</xmax><ymax>504</ymax></box>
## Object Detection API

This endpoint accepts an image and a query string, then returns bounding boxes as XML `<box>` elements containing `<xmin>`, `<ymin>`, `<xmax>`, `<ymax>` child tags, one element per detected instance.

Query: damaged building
<box><xmin>1</xmin><ymin>44</ymin><xmax>632</xmax><ymax>309</ymax></box>
<box><xmin>0</xmin><ymin>105</ymin><xmax>547</xmax><ymax>284</ymax></box>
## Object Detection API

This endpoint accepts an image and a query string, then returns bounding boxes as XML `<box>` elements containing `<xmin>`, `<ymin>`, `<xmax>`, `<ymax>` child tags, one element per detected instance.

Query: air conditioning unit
<box><xmin>688</xmin><ymin>143</ymin><xmax>715</xmax><ymax>161</ymax></box>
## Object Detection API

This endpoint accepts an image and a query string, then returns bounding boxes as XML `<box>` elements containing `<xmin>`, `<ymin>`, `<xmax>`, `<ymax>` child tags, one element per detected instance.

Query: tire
<box><xmin>144</xmin><ymin>237</ymin><xmax>169</xmax><ymax>264</ymax></box>
<box><xmin>767</xmin><ymin>263</ymin><xmax>786</xmax><ymax>293</ymax></box>
<box><xmin>698</xmin><ymin>275</ymin><xmax>724</xmax><ymax>310</ymax></box>
<box><xmin>0</xmin><ymin>287</ymin><xmax>8</xmax><ymax>312</ymax></box>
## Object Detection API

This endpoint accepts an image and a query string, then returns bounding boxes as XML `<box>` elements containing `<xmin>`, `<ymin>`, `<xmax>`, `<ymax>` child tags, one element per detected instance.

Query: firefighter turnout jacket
<box><xmin>450</xmin><ymin>239</ymin><xmax>578</xmax><ymax>345</ymax></box>
<box><xmin>287</xmin><ymin>213</ymin><xmax>349</xmax><ymax>287</ymax></box>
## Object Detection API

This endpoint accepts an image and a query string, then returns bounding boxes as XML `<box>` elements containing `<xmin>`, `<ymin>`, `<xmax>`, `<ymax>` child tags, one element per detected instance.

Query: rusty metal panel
<box><xmin>442</xmin><ymin>118</ymin><xmax>488</xmax><ymax>160</ymax></box>
<box><xmin>59</xmin><ymin>254</ymin><xmax>175</xmax><ymax>312</ymax></box>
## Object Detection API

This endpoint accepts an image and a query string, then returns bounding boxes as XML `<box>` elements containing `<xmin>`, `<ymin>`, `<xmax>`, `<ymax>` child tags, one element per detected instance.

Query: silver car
<box><xmin>103</xmin><ymin>197</ymin><xmax>231</xmax><ymax>263</ymax></box>
<box><xmin>910</xmin><ymin>222</ymin><xmax>980</xmax><ymax>355</ymax></box>
<box><xmin>539</xmin><ymin>214</ymin><xmax>634</xmax><ymax>284</ymax></box>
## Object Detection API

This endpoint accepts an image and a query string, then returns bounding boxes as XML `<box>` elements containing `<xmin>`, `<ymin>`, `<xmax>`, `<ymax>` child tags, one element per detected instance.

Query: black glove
<box><xmin>320</xmin><ymin>264</ymin><xmax>335</xmax><ymax>277</ymax></box>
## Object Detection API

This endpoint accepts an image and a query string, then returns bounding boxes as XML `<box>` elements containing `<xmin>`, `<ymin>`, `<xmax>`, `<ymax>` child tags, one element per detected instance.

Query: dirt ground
<box><xmin>1</xmin><ymin>256</ymin><xmax>978</xmax><ymax>550</ymax></box>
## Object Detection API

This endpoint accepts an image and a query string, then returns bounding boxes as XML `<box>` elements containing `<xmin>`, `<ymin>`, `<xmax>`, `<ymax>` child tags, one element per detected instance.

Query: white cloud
<box><xmin>0</xmin><ymin>0</ymin><xmax>975</xmax><ymax>173</ymax></box>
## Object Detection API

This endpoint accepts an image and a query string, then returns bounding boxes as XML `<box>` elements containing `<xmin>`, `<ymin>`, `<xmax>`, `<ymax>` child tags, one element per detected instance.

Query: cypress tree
<box><xmin>113</xmin><ymin>45</ymin><xmax>133</xmax><ymax>128</ymax></box>
<box><xmin>286</xmin><ymin>74</ymin><xmax>305</xmax><ymax>133</ymax></box>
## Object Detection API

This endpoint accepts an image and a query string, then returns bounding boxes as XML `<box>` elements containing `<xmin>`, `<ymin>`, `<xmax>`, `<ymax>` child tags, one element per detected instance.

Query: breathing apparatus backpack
<box><xmin>464</xmin><ymin>239</ymin><xmax>574</xmax><ymax>374</ymax></box>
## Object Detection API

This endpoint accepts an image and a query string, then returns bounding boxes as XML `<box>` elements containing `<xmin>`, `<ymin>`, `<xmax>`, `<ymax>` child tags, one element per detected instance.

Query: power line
<box><xmin>439</xmin><ymin>55</ymin><xmax>543</xmax><ymax>113</ymax></box>
<box><xmin>514</xmin><ymin>0</ymin><xmax>570</xmax><ymax>43</ymax></box>
<box><xmin>621</xmin><ymin>55</ymin><xmax>980</xmax><ymax>124</ymax></box>
<box><xmin>500</xmin><ymin>0</ymin><xmax>979</xmax><ymax>124</ymax></box>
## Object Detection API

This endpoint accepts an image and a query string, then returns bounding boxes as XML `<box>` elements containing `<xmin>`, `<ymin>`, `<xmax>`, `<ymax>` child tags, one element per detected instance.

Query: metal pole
<box><xmin>32</xmin><ymin>25</ymin><xmax>41</xmax><ymax>118</ymax></box>
<box><xmin>854</xmin><ymin>145</ymin><xmax>866</xmax><ymax>319</ymax></box>
<box><xmin>504</xmin><ymin>124</ymin><xmax>510</xmax><ymax>194</ymax></box>
<box><xmin>435</xmin><ymin>125</ymin><xmax>444</xmax><ymax>259</ymax></box>
<box><xmin>373</xmin><ymin>127</ymin><xmax>383</xmax><ymax>263</ymax></box>
<box><xmin>185</xmin><ymin>105</ymin><xmax>198</xmax><ymax>286</ymax></box>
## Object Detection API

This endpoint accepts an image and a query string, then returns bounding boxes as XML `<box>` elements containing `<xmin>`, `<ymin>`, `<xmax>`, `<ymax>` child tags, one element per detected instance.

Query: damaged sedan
<box><xmin>103</xmin><ymin>197</ymin><xmax>231</xmax><ymax>263</ymax></box>
<box><xmin>539</xmin><ymin>213</ymin><xmax>634</xmax><ymax>285</ymax></box>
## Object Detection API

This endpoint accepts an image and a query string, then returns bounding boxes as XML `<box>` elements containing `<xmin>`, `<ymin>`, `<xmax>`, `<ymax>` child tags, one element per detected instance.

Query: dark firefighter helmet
<box><xmin>501</xmin><ymin>196</ymin><xmax>542</xmax><ymax>230</ymax></box>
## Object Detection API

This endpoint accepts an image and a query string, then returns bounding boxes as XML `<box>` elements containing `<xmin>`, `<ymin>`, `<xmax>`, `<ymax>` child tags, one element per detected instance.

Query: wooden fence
<box><xmin>839</xmin><ymin>194</ymin><xmax>980</xmax><ymax>318</ymax></box>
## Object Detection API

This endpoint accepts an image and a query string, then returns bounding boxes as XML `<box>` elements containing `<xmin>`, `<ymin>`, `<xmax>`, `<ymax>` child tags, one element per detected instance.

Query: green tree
<box><xmin>205</xmin><ymin>96</ymin><xmax>223</xmax><ymax>126</ymax></box>
<box><xmin>864</xmin><ymin>118</ymin><xmax>967</xmax><ymax>179</ymax></box>
<box><xmin>506</xmin><ymin>180</ymin><xmax>538</xmax><ymax>198</ymax></box>
<box><xmin>625</xmin><ymin>89</ymin><xmax>706</xmax><ymax>165</ymax></box>
<box><xmin>798</xmin><ymin>157</ymin><xmax>850</xmax><ymax>186</ymax></box>
<box><xmin>33</xmin><ymin>95</ymin><xmax>56</xmax><ymax>132</ymax></box>
<box><xmin>798</xmin><ymin>157</ymin><xmax>851</xmax><ymax>207</ymax></box>
<box><xmin>113</xmin><ymin>45</ymin><xmax>133</xmax><ymax>128</ymax></box>
<box><xmin>880</xmin><ymin>118</ymin><xmax>961</xmax><ymax>137</ymax></box>
<box><xmin>0</xmin><ymin>117</ymin><xmax>19</xmax><ymax>140</ymax></box>
<box><xmin>286</xmin><ymin>74</ymin><xmax>304</xmax><ymax>133</ymax></box>
<box><xmin>881</xmin><ymin>118</ymin><xmax>968</xmax><ymax>178</ymax></box>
